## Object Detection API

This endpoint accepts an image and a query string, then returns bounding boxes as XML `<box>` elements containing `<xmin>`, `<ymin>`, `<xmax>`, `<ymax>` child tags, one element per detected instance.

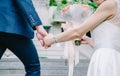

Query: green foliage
<box><xmin>87</xmin><ymin>1</ymin><xmax>98</xmax><ymax>9</ymax></box>
<box><xmin>61</xmin><ymin>0</ymin><xmax>67</xmax><ymax>4</ymax></box>
<box><xmin>72</xmin><ymin>0</ymin><xmax>81</xmax><ymax>4</ymax></box>
<box><xmin>81</xmin><ymin>1</ymin><xmax>98</xmax><ymax>12</ymax></box>
<box><xmin>49</xmin><ymin>0</ymin><xmax>98</xmax><ymax>10</ymax></box>
<box><xmin>56</xmin><ymin>2</ymin><xmax>68</xmax><ymax>11</ymax></box>
<box><xmin>81</xmin><ymin>1</ymin><xmax>98</xmax><ymax>9</ymax></box>
<box><xmin>49</xmin><ymin>0</ymin><xmax>57</xmax><ymax>6</ymax></box>
<box><xmin>48</xmin><ymin>0</ymin><xmax>98</xmax><ymax>19</ymax></box>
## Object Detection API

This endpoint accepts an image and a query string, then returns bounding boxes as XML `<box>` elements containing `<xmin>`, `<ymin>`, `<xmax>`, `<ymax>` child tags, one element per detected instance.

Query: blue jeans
<box><xmin>0</xmin><ymin>32</ymin><xmax>40</xmax><ymax>76</ymax></box>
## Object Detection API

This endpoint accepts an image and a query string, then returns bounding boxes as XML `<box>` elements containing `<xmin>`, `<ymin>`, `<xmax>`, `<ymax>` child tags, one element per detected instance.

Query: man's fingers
<box><xmin>44</xmin><ymin>45</ymin><xmax>51</xmax><ymax>49</ymax></box>
<box><xmin>40</xmin><ymin>29</ymin><xmax>48</xmax><ymax>36</ymax></box>
<box><xmin>36</xmin><ymin>33</ymin><xmax>45</xmax><ymax>46</ymax></box>
<box><xmin>40</xmin><ymin>40</ymin><xmax>45</xmax><ymax>47</ymax></box>
<box><xmin>36</xmin><ymin>33</ymin><xmax>44</xmax><ymax>40</ymax></box>
<box><xmin>39</xmin><ymin>26</ymin><xmax>48</xmax><ymax>36</ymax></box>
<box><xmin>36</xmin><ymin>26</ymin><xmax>48</xmax><ymax>37</ymax></box>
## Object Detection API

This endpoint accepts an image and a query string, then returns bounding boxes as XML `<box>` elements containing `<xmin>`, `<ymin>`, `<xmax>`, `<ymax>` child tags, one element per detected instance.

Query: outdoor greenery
<box><xmin>49</xmin><ymin>0</ymin><xmax>57</xmax><ymax>6</ymax></box>
<box><xmin>48</xmin><ymin>0</ymin><xmax>98</xmax><ymax>25</ymax></box>
<box><xmin>49</xmin><ymin>0</ymin><xmax>98</xmax><ymax>10</ymax></box>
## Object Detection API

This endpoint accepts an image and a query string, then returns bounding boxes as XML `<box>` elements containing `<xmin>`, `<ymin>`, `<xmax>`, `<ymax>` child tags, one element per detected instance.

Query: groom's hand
<box><xmin>36</xmin><ymin>25</ymin><xmax>48</xmax><ymax>47</ymax></box>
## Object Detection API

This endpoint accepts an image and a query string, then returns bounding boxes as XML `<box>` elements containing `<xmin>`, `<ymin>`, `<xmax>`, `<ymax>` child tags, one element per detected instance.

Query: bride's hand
<box><xmin>44</xmin><ymin>34</ymin><xmax>55</xmax><ymax>48</ymax></box>
<box><xmin>81</xmin><ymin>36</ymin><xmax>94</xmax><ymax>47</ymax></box>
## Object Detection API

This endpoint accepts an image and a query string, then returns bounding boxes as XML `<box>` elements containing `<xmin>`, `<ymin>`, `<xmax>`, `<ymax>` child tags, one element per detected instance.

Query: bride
<box><xmin>43</xmin><ymin>0</ymin><xmax>120</xmax><ymax>76</ymax></box>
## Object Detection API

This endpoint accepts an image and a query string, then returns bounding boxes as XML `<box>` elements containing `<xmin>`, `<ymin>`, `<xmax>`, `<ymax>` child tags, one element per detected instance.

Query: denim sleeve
<box><xmin>15</xmin><ymin>0</ymin><xmax>42</xmax><ymax>28</ymax></box>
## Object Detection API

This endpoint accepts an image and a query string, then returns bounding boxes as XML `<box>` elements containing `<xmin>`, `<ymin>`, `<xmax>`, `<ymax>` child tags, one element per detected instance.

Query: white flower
<box><xmin>62</xmin><ymin>4</ymin><xmax>92</xmax><ymax>24</ymax></box>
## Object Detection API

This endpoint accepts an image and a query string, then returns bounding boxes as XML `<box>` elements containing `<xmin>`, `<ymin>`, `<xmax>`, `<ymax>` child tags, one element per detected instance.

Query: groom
<box><xmin>0</xmin><ymin>0</ymin><xmax>48</xmax><ymax>76</ymax></box>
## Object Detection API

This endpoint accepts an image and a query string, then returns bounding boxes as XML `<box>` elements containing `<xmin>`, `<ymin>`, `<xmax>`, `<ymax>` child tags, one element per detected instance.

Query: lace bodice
<box><xmin>91</xmin><ymin>0</ymin><xmax>120</xmax><ymax>51</ymax></box>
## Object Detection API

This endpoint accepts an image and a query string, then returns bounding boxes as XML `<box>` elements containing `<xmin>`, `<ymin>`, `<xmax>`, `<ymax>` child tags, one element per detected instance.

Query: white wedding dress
<box><xmin>87</xmin><ymin>0</ymin><xmax>120</xmax><ymax>76</ymax></box>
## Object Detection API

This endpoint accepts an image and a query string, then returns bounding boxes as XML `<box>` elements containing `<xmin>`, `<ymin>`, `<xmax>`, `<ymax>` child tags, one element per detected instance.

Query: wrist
<box><xmin>35</xmin><ymin>25</ymin><xmax>42</xmax><ymax>30</ymax></box>
<box><xmin>51</xmin><ymin>36</ymin><xmax>58</xmax><ymax>44</ymax></box>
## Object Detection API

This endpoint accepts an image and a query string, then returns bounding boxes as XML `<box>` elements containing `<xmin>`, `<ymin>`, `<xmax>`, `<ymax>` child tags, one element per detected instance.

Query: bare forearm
<box><xmin>55</xmin><ymin>27</ymin><xmax>83</xmax><ymax>42</ymax></box>
<box><xmin>55</xmin><ymin>20</ymin><xmax>95</xmax><ymax>43</ymax></box>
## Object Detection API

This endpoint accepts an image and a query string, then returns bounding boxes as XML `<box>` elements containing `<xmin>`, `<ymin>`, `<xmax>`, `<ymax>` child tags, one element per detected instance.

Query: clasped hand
<box><xmin>36</xmin><ymin>25</ymin><xmax>93</xmax><ymax>49</ymax></box>
<box><xmin>35</xmin><ymin>25</ymin><xmax>55</xmax><ymax>48</ymax></box>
